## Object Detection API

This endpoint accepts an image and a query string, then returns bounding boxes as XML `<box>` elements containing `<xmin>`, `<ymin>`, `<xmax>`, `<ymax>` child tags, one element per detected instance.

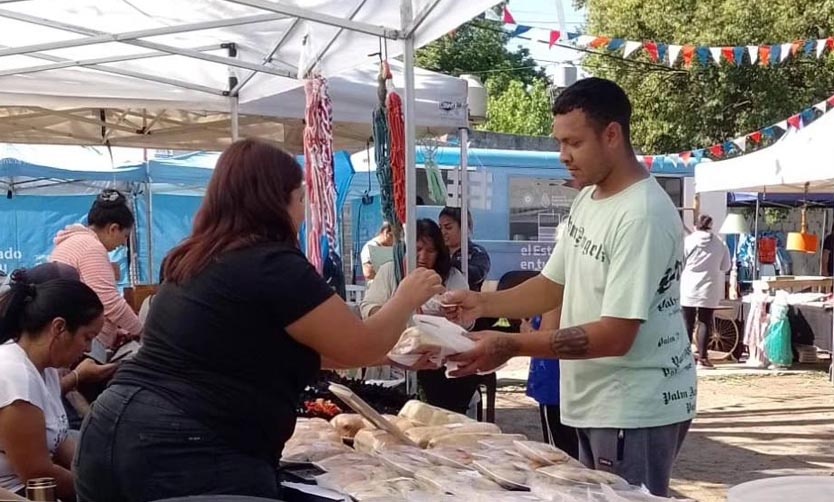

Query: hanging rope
<box><xmin>303</xmin><ymin>75</ymin><xmax>337</xmax><ymax>275</ymax></box>
<box><xmin>419</xmin><ymin>137</ymin><xmax>446</xmax><ymax>204</ymax></box>
<box><xmin>386</xmin><ymin>87</ymin><xmax>407</xmax><ymax>225</ymax></box>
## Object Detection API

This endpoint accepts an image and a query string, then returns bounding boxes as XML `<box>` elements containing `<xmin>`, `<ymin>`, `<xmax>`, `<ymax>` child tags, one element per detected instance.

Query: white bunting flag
<box><xmin>814</xmin><ymin>100</ymin><xmax>828</xmax><ymax>113</ymax></box>
<box><xmin>668</xmin><ymin>45</ymin><xmax>683</xmax><ymax>66</ymax></box>
<box><xmin>709</xmin><ymin>47</ymin><xmax>722</xmax><ymax>64</ymax></box>
<box><xmin>623</xmin><ymin>40</ymin><xmax>642</xmax><ymax>58</ymax></box>
<box><xmin>780</xmin><ymin>43</ymin><xmax>792</xmax><ymax>62</ymax></box>
<box><xmin>576</xmin><ymin>35</ymin><xmax>596</xmax><ymax>47</ymax></box>
<box><xmin>817</xmin><ymin>39</ymin><xmax>828</xmax><ymax>58</ymax></box>
<box><xmin>733</xmin><ymin>136</ymin><xmax>747</xmax><ymax>152</ymax></box>
<box><xmin>484</xmin><ymin>9</ymin><xmax>501</xmax><ymax>21</ymax></box>
<box><xmin>775</xmin><ymin>120</ymin><xmax>788</xmax><ymax>131</ymax></box>
<box><xmin>747</xmin><ymin>45</ymin><xmax>759</xmax><ymax>65</ymax></box>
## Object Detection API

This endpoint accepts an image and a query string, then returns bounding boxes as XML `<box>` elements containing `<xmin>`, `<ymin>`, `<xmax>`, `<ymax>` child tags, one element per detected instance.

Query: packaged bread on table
<box><xmin>313</xmin><ymin>451</ymin><xmax>381</xmax><ymax>472</ymax></box>
<box><xmin>330</xmin><ymin>413</ymin><xmax>365</xmax><ymax>438</ymax></box>
<box><xmin>514</xmin><ymin>439</ymin><xmax>578</xmax><ymax>467</ymax></box>
<box><xmin>314</xmin><ymin>465</ymin><xmax>400</xmax><ymax>493</ymax></box>
<box><xmin>423</xmin><ymin>446</ymin><xmax>477</xmax><ymax>469</ymax></box>
<box><xmin>280</xmin><ymin>441</ymin><xmax>351</xmax><ymax>465</ymax></box>
<box><xmin>398</xmin><ymin>399</ymin><xmax>474</xmax><ymax>426</ymax></box>
<box><xmin>378</xmin><ymin>447</ymin><xmax>435</xmax><ymax>476</ymax></box>
<box><xmin>472</xmin><ymin>458</ymin><xmax>533</xmax><ymax>490</ymax></box>
<box><xmin>535</xmin><ymin>464</ymin><xmax>630</xmax><ymax>488</ymax></box>
<box><xmin>414</xmin><ymin>466</ymin><xmax>505</xmax><ymax>496</ymax></box>
<box><xmin>353</xmin><ymin>428</ymin><xmax>405</xmax><ymax>453</ymax></box>
<box><xmin>405</xmin><ymin>422</ymin><xmax>501</xmax><ymax>448</ymax></box>
<box><xmin>429</xmin><ymin>432</ymin><xmax>527</xmax><ymax>449</ymax></box>
<box><xmin>345</xmin><ymin>477</ymin><xmax>425</xmax><ymax>501</ymax></box>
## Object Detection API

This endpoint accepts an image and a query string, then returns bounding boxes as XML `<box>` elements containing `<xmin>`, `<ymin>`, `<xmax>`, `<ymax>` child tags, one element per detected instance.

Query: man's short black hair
<box><xmin>552</xmin><ymin>77</ymin><xmax>632</xmax><ymax>146</ymax></box>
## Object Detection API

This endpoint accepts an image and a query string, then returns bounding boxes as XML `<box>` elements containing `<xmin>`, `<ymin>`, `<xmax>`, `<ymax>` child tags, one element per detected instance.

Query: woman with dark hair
<box><xmin>74</xmin><ymin>139</ymin><xmax>442</xmax><ymax>502</ymax></box>
<box><xmin>51</xmin><ymin>189</ymin><xmax>142</xmax><ymax>348</ymax></box>
<box><xmin>438</xmin><ymin>206</ymin><xmax>491</xmax><ymax>292</ymax></box>
<box><xmin>360</xmin><ymin>218</ymin><xmax>474</xmax><ymax>412</ymax></box>
<box><xmin>0</xmin><ymin>269</ymin><xmax>104</xmax><ymax>500</ymax></box>
<box><xmin>681</xmin><ymin>214</ymin><xmax>731</xmax><ymax>368</ymax></box>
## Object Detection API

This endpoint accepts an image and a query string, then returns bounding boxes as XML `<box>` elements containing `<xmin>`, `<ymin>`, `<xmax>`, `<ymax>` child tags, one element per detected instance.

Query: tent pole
<box><xmin>820</xmin><ymin>209</ymin><xmax>827</xmax><ymax>276</ymax></box>
<box><xmin>753</xmin><ymin>198</ymin><xmax>759</xmax><ymax>279</ymax></box>
<box><xmin>460</xmin><ymin>127</ymin><xmax>469</xmax><ymax>285</ymax></box>
<box><xmin>401</xmin><ymin>0</ymin><xmax>417</xmax><ymax>274</ymax></box>
<box><xmin>231</xmin><ymin>96</ymin><xmax>240</xmax><ymax>141</ymax></box>
<box><xmin>145</xmin><ymin>154</ymin><xmax>154</xmax><ymax>283</ymax></box>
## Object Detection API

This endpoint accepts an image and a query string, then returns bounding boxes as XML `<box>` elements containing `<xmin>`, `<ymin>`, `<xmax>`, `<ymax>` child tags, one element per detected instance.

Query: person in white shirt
<box><xmin>0</xmin><ymin>268</ymin><xmax>104</xmax><ymax>500</ymax></box>
<box><xmin>681</xmin><ymin>214</ymin><xmax>731</xmax><ymax>368</ymax></box>
<box><xmin>360</xmin><ymin>221</ymin><xmax>394</xmax><ymax>281</ymax></box>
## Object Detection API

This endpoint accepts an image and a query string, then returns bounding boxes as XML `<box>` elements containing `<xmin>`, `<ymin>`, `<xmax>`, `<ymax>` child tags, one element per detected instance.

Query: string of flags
<box><xmin>490</xmin><ymin>6</ymin><xmax>834</xmax><ymax>68</ymax></box>
<box><xmin>637</xmin><ymin>94</ymin><xmax>834</xmax><ymax>170</ymax></box>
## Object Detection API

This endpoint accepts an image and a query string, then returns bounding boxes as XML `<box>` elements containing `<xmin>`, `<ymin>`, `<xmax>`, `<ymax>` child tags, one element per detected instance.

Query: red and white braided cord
<box><xmin>386</xmin><ymin>90</ymin><xmax>407</xmax><ymax>224</ymax></box>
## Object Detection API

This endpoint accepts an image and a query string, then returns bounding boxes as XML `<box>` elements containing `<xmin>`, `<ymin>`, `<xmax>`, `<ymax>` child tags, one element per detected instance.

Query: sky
<box><xmin>502</xmin><ymin>0</ymin><xmax>588</xmax><ymax>78</ymax></box>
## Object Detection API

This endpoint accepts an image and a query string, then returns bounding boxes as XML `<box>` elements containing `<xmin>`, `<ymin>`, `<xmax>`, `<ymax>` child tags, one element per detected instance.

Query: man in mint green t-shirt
<box><xmin>443</xmin><ymin>78</ymin><xmax>696</xmax><ymax>497</ymax></box>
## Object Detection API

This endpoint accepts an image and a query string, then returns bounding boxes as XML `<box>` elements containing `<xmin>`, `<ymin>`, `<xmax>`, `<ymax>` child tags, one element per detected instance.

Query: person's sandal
<box><xmin>698</xmin><ymin>358</ymin><xmax>715</xmax><ymax>369</ymax></box>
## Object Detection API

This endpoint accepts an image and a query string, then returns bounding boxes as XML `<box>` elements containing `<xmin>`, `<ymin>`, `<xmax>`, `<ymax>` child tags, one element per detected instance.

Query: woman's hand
<box><xmin>394</xmin><ymin>268</ymin><xmax>445</xmax><ymax>310</ymax></box>
<box><xmin>75</xmin><ymin>358</ymin><xmax>119</xmax><ymax>385</ymax></box>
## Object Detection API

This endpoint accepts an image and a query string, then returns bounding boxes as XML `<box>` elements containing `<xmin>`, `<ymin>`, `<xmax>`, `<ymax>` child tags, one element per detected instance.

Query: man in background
<box><xmin>360</xmin><ymin>222</ymin><xmax>394</xmax><ymax>281</ymax></box>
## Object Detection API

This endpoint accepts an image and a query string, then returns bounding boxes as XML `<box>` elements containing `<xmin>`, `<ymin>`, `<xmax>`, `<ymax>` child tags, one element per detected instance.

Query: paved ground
<box><xmin>494</xmin><ymin>357</ymin><xmax>834</xmax><ymax>501</ymax></box>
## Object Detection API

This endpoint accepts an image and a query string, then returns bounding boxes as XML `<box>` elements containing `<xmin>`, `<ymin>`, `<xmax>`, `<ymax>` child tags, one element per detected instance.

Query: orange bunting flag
<box><xmin>681</xmin><ymin>45</ymin><xmax>696</xmax><ymax>68</ymax></box>
<box><xmin>721</xmin><ymin>47</ymin><xmax>735</xmax><ymax>64</ymax></box>
<box><xmin>791</xmin><ymin>40</ymin><xmax>804</xmax><ymax>56</ymax></box>
<box><xmin>589</xmin><ymin>36</ymin><xmax>611</xmax><ymax>49</ymax></box>
<box><xmin>758</xmin><ymin>45</ymin><xmax>771</xmax><ymax>66</ymax></box>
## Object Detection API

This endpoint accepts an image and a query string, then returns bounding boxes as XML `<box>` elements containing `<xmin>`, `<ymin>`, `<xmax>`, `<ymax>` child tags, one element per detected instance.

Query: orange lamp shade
<box><xmin>786</xmin><ymin>232</ymin><xmax>819</xmax><ymax>253</ymax></box>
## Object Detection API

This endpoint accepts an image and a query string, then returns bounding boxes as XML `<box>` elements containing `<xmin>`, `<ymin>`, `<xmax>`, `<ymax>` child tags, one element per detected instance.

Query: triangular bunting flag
<box><xmin>484</xmin><ymin>9</ymin><xmax>501</xmax><ymax>21</ymax></box>
<box><xmin>682</xmin><ymin>45</ymin><xmax>696</xmax><ymax>68</ymax></box>
<box><xmin>567</xmin><ymin>32</ymin><xmax>580</xmax><ymax>41</ymax></box>
<box><xmin>733</xmin><ymin>136</ymin><xmax>747</xmax><ymax>152</ymax></box>
<box><xmin>814</xmin><ymin>100</ymin><xmax>828</xmax><ymax>113</ymax></box>
<box><xmin>787</xmin><ymin>114</ymin><xmax>801</xmax><ymax>129</ymax></box>
<box><xmin>608</xmin><ymin>38</ymin><xmax>625</xmax><ymax>51</ymax></box>
<box><xmin>762</xmin><ymin>126</ymin><xmax>777</xmax><ymax>139</ymax></box>
<box><xmin>549</xmin><ymin>30</ymin><xmax>561</xmax><ymax>48</ymax></box>
<box><xmin>644</xmin><ymin>156</ymin><xmax>654</xmax><ymax>170</ymax></box>
<box><xmin>644</xmin><ymin>41</ymin><xmax>659</xmax><ymax>61</ymax></box>
<box><xmin>748</xmin><ymin>131</ymin><xmax>763</xmax><ymax>144</ymax></box>
<box><xmin>696</xmin><ymin>46</ymin><xmax>711</xmax><ymax>66</ymax></box>
<box><xmin>657</xmin><ymin>43</ymin><xmax>668</xmax><ymax>63</ymax></box>
<box><xmin>828</xmin><ymin>96</ymin><xmax>834</xmax><ymax>108</ymax></box>
<box><xmin>710</xmin><ymin>144</ymin><xmax>725</xmax><ymax>159</ymax></box>
<box><xmin>818</xmin><ymin>39</ymin><xmax>829</xmax><ymax>58</ymax></box>
<box><xmin>680</xmin><ymin>151</ymin><xmax>692</xmax><ymax>163</ymax></box>
<box><xmin>723</xmin><ymin>141</ymin><xmax>735</xmax><ymax>155</ymax></box>
<box><xmin>576</xmin><ymin>35</ymin><xmax>596</xmax><ymax>47</ymax></box>
<box><xmin>721</xmin><ymin>47</ymin><xmax>735</xmax><ymax>64</ymax></box>
<box><xmin>801</xmin><ymin>108</ymin><xmax>816</xmax><ymax>125</ymax></box>
<box><xmin>668</xmin><ymin>45</ymin><xmax>683</xmax><ymax>66</ymax></box>
<box><xmin>775</xmin><ymin>120</ymin><xmax>788</xmax><ymax>132</ymax></box>
<box><xmin>780</xmin><ymin>42</ymin><xmax>792</xmax><ymax>62</ymax></box>
<box><xmin>733</xmin><ymin>46</ymin><xmax>745</xmax><ymax>65</ymax></box>
<box><xmin>589</xmin><ymin>36</ymin><xmax>612</xmax><ymax>49</ymax></box>
<box><xmin>710</xmin><ymin>47</ymin><xmax>722</xmax><ymax>64</ymax></box>
<box><xmin>770</xmin><ymin>44</ymin><xmax>782</xmax><ymax>64</ymax></box>
<box><xmin>510</xmin><ymin>25</ymin><xmax>531</xmax><ymax>37</ymax></box>
<box><xmin>759</xmin><ymin>45</ymin><xmax>772</xmax><ymax>66</ymax></box>
<box><xmin>502</xmin><ymin>7</ymin><xmax>516</xmax><ymax>25</ymax></box>
<box><xmin>693</xmin><ymin>149</ymin><xmax>706</xmax><ymax>161</ymax></box>
<box><xmin>828</xmin><ymin>37</ymin><xmax>834</xmax><ymax>51</ymax></box>
<box><xmin>623</xmin><ymin>40</ymin><xmax>642</xmax><ymax>58</ymax></box>
<box><xmin>804</xmin><ymin>39</ymin><xmax>816</xmax><ymax>56</ymax></box>
<box><xmin>791</xmin><ymin>40</ymin><xmax>803</xmax><ymax>56</ymax></box>
<box><xmin>747</xmin><ymin>45</ymin><xmax>759</xmax><ymax>65</ymax></box>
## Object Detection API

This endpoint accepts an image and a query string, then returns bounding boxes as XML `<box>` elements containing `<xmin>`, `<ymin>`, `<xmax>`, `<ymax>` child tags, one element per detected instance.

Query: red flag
<box><xmin>502</xmin><ymin>7</ymin><xmax>516</xmax><ymax>25</ymax></box>
<box><xmin>759</xmin><ymin>45</ymin><xmax>771</xmax><ymax>66</ymax></box>
<box><xmin>549</xmin><ymin>31</ymin><xmax>561</xmax><ymax>48</ymax></box>
<box><xmin>721</xmin><ymin>47</ymin><xmax>735</xmax><ymax>64</ymax></box>
<box><xmin>791</xmin><ymin>40</ymin><xmax>803</xmax><ymax>56</ymax></box>
<box><xmin>680</xmin><ymin>151</ymin><xmax>692</xmax><ymax>163</ymax></box>
<box><xmin>644</xmin><ymin>156</ymin><xmax>654</xmax><ymax>170</ymax></box>
<box><xmin>827</xmin><ymin>96</ymin><xmax>834</xmax><ymax>108</ymax></box>
<box><xmin>710</xmin><ymin>144</ymin><xmax>724</xmax><ymax>158</ymax></box>
<box><xmin>589</xmin><ymin>36</ymin><xmax>611</xmax><ymax>49</ymax></box>
<box><xmin>828</xmin><ymin>37</ymin><xmax>834</xmax><ymax>50</ymax></box>
<box><xmin>645</xmin><ymin>41</ymin><xmax>659</xmax><ymax>62</ymax></box>
<box><xmin>749</xmin><ymin>131</ymin><xmax>763</xmax><ymax>144</ymax></box>
<box><xmin>787</xmin><ymin>114</ymin><xmax>802</xmax><ymax>129</ymax></box>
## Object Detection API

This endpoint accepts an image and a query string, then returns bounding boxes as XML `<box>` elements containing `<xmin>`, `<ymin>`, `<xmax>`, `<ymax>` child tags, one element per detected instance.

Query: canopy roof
<box><xmin>695</xmin><ymin>110</ymin><xmax>834</xmax><ymax>193</ymax></box>
<box><xmin>0</xmin><ymin>0</ymin><xmax>496</xmax><ymax>150</ymax></box>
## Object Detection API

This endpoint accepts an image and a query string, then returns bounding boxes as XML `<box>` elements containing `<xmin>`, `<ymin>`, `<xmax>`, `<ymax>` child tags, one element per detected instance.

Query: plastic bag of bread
<box><xmin>423</xmin><ymin>446</ymin><xmax>476</xmax><ymax>468</ymax></box>
<box><xmin>345</xmin><ymin>477</ymin><xmax>423</xmax><ymax>501</ymax></box>
<box><xmin>405</xmin><ymin>422</ymin><xmax>501</xmax><ymax>448</ymax></box>
<box><xmin>378</xmin><ymin>449</ymin><xmax>435</xmax><ymax>476</ymax></box>
<box><xmin>535</xmin><ymin>464</ymin><xmax>629</xmax><ymax>488</ymax></box>
<box><xmin>286</xmin><ymin>428</ymin><xmax>342</xmax><ymax>445</ymax></box>
<box><xmin>280</xmin><ymin>441</ymin><xmax>351</xmax><ymax>464</ymax></box>
<box><xmin>360</xmin><ymin>414</ymin><xmax>419</xmax><ymax>433</ymax></box>
<box><xmin>313</xmin><ymin>452</ymin><xmax>381</xmax><ymax>472</ymax></box>
<box><xmin>398</xmin><ymin>400</ymin><xmax>473</xmax><ymax>426</ymax></box>
<box><xmin>294</xmin><ymin>417</ymin><xmax>333</xmax><ymax>431</ymax></box>
<box><xmin>414</xmin><ymin>466</ymin><xmax>505</xmax><ymax>496</ymax></box>
<box><xmin>387</xmin><ymin>315</ymin><xmax>475</xmax><ymax>367</ymax></box>
<box><xmin>429</xmin><ymin>432</ymin><xmax>527</xmax><ymax>449</ymax></box>
<box><xmin>353</xmin><ymin>429</ymin><xmax>405</xmax><ymax>453</ymax></box>
<box><xmin>315</xmin><ymin>466</ymin><xmax>399</xmax><ymax>492</ymax></box>
<box><xmin>472</xmin><ymin>459</ymin><xmax>532</xmax><ymax>490</ymax></box>
<box><xmin>330</xmin><ymin>413</ymin><xmax>365</xmax><ymax>438</ymax></box>
<box><xmin>515</xmin><ymin>440</ymin><xmax>577</xmax><ymax>466</ymax></box>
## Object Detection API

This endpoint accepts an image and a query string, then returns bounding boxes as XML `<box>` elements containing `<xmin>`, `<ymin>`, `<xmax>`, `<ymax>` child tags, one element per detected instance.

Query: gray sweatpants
<box><xmin>577</xmin><ymin>420</ymin><xmax>691</xmax><ymax>497</ymax></box>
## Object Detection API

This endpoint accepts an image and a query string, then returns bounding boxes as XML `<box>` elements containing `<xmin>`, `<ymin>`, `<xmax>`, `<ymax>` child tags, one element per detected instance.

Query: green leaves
<box><xmin>479</xmin><ymin>79</ymin><xmax>553</xmax><ymax>136</ymax></box>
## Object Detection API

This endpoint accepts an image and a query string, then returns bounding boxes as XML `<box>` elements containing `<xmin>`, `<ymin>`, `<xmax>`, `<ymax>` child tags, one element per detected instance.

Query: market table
<box><xmin>740</xmin><ymin>300</ymin><xmax>833</xmax><ymax>352</ymax></box>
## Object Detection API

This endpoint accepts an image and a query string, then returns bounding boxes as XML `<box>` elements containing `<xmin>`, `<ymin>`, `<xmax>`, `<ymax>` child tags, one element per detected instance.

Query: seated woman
<box><xmin>360</xmin><ymin>219</ymin><xmax>474</xmax><ymax>411</ymax></box>
<box><xmin>0</xmin><ymin>268</ymin><xmax>105</xmax><ymax>500</ymax></box>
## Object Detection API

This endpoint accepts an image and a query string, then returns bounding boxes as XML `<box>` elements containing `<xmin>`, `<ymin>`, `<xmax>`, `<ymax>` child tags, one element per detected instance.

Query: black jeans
<box><xmin>682</xmin><ymin>306</ymin><xmax>712</xmax><ymax>359</ymax></box>
<box><xmin>74</xmin><ymin>385</ymin><xmax>281</xmax><ymax>502</ymax></box>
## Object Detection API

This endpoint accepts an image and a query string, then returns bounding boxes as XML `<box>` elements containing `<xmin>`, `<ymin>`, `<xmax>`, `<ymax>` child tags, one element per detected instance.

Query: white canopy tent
<box><xmin>695</xmin><ymin>110</ymin><xmax>834</xmax><ymax>194</ymax></box>
<box><xmin>0</xmin><ymin>0</ymin><xmax>502</xmax><ymax>272</ymax></box>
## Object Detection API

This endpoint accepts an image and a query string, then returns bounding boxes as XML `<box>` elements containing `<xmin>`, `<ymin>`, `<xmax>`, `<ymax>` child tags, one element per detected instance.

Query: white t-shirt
<box><xmin>360</xmin><ymin>237</ymin><xmax>383</xmax><ymax>265</ymax></box>
<box><xmin>0</xmin><ymin>342</ymin><xmax>68</xmax><ymax>493</ymax></box>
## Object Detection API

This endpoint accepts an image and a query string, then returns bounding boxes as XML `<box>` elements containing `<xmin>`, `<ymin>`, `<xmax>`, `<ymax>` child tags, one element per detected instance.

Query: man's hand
<box><xmin>387</xmin><ymin>349</ymin><xmax>443</xmax><ymax>371</ymax></box>
<box><xmin>447</xmin><ymin>331</ymin><xmax>520</xmax><ymax>377</ymax></box>
<box><xmin>440</xmin><ymin>289</ymin><xmax>483</xmax><ymax>325</ymax></box>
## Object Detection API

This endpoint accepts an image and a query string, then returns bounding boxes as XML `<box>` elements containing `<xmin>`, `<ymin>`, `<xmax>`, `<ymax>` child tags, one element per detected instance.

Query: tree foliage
<box><xmin>581</xmin><ymin>0</ymin><xmax>834</xmax><ymax>154</ymax></box>
<box><xmin>479</xmin><ymin>79</ymin><xmax>553</xmax><ymax>136</ymax></box>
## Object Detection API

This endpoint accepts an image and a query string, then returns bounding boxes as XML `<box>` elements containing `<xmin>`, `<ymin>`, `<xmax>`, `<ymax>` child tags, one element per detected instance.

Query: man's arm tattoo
<box><xmin>488</xmin><ymin>336</ymin><xmax>521</xmax><ymax>360</ymax></box>
<box><xmin>549</xmin><ymin>326</ymin><xmax>589</xmax><ymax>359</ymax></box>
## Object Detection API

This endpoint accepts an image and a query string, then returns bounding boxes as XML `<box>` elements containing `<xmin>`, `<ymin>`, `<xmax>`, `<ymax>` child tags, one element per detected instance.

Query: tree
<box><xmin>580</xmin><ymin>0</ymin><xmax>834</xmax><ymax>154</ymax></box>
<box><xmin>416</xmin><ymin>18</ymin><xmax>547</xmax><ymax>96</ymax></box>
<box><xmin>479</xmin><ymin>79</ymin><xmax>554</xmax><ymax>136</ymax></box>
